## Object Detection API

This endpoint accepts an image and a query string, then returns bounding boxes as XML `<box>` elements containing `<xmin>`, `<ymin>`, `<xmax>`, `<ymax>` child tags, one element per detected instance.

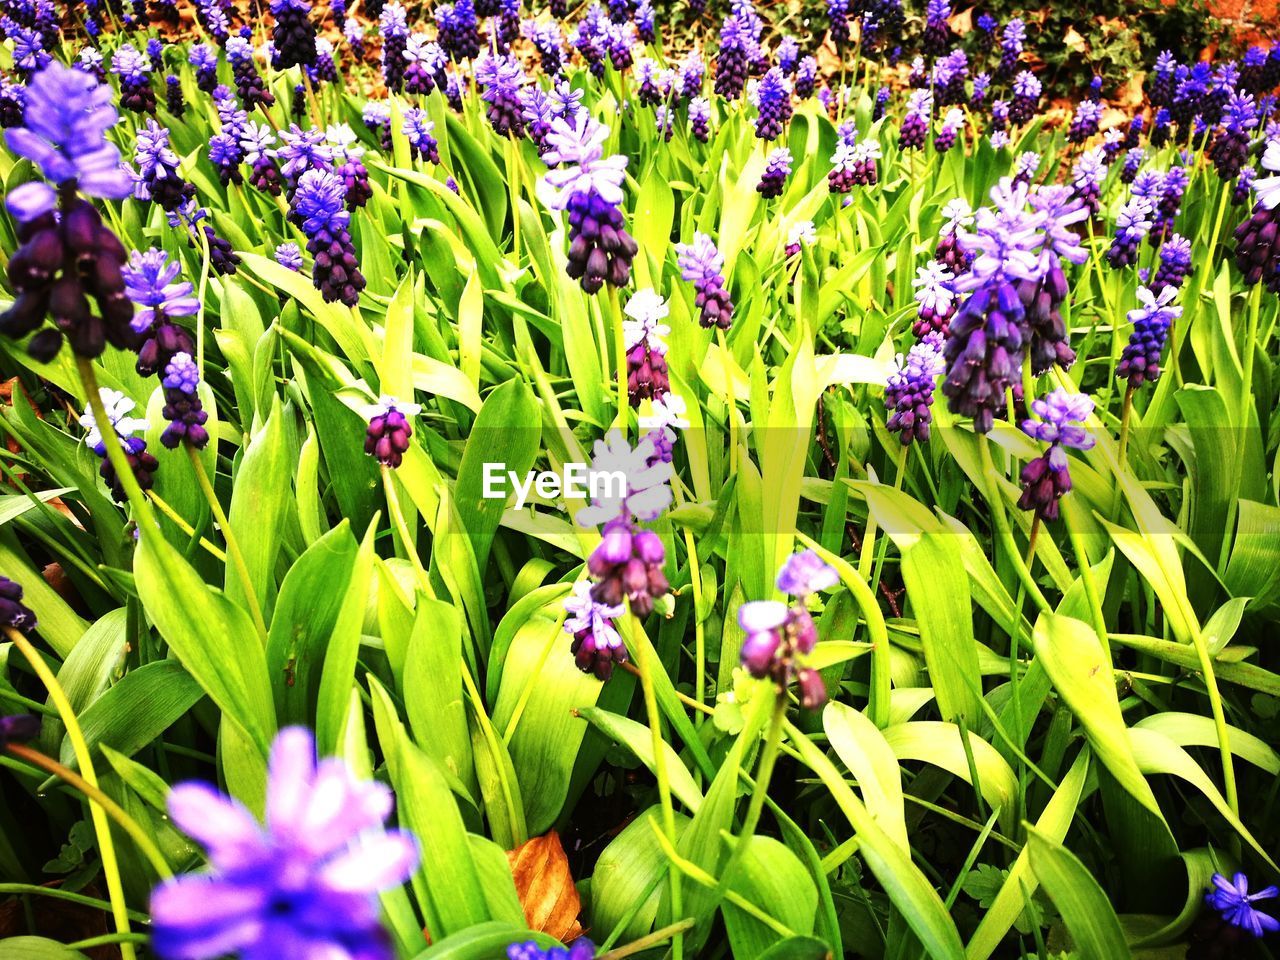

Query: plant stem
<box><xmin>717</xmin><ymin>328</ymin><xmax>738</xmax><ymax>478</ymax></box>
<box><xmin>1220</xmin><ymin>282</ymin><xmax>1263</xmax><ymax>572</ymax></box>
<box><xmin>75</xmin><ymin>358</ymin><xmax>159</xmax><ymax>534</ymax></box>
<box><xmin>626</xmin><ymin>611</ymin><xmax>683</xmax><ymax>960</ymax></box>
<box><xmin>188</xmin><ymin>445</ymin><xmax>269</xmax><ymax>641</ymax></box>
<box><xmin>714</xmin><ymin>691</ymin><xmax>786</xmax><ymax>895</ymax></box>
<box><xmin>597</xmin><ymin>919</ymin><xmax>696</xmax><ymax>960</ymax></box>
<box><xmin>147</xmin><ymin>491</ymin><xmax>227</xmax><ymax>562</ymax></box>
<box><xmin>5</xmin><ymin>742</ymin><xmax>172</xmax><ymax>879</ymax></box>
<box><xmin>381</xmin><ymin>464</ymin><xmax>435</xmax><ymax>598</ymax></box>
<box><xmin>978</xmin><ymin>436</ymin><xmax>1050</xmax><ymax>613</ymax></box>
<box><xmin>608</xmin><ymin>285</ymin><xmax>629</xmax><ymax>429</ymax></box>
<box><xmin>4</xmin><ymin>628</ymin><xmax>138</xmax><ymax>960</ymax></box>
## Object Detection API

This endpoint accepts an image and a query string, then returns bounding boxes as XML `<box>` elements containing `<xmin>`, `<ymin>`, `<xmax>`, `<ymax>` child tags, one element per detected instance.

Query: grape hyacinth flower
<box><xmin>998</xmin><ymin>17</ymin><xmax>1025</xmax><ymax>79</ymax></box>
<box><xmin>227</xmin><ymin>36</ymin><xmax>276</xmax><ymax>108</ymax></box>
<box><xmin>676</xmin><ymin>232</ymin><xmax>733</xmax><ymax>329</ymax></box>
<box><xmin>738</xmin><ymin>551</ymin><xmax>837</xmax><ymax>709</ymax></box>
<box><xmin>0</xmin><ymin>76</ymin><xmax>25</xmax><ymax>129</ymax></box>
<box><xmin>1105</xmin><ymin>197</ymin><xmax>1154</xmax><ymax>269</ymax></box>
<box><xmin>0</xmin><ymin>712</ymin><xmax>40</xmax><ymax>747</ymax></box>
<box><xmin>777</xmin><ymin>35</ymin><xmax>799</xmax><ymax>75</ymax></box>
<box><xmin>623</xmin><ymin>289</ymin><xmax>671</xmax><ymax>406</ymax></box>
<box><xmin>640</xmin><ymin>392</ymin><xmax>688</xmax><ymax>465</ymax></box>
<box><xmin>123</xmin><ymin>248</ymin><xmax>199</xmax><ymax>377</ymax></box>
<box><xmin>976</xmin><ymin>12</ymin><xmax>997</xmax><ymax>51</ymax></box>
<box><xmin>78</xmin><ymin>47</ymin><xmax>107</xmax><ymax>84</ymax></box>
<box><xmin>113</xmin><ymin>44</ymin><xmax>155</xmax><ymax>114</ymax></box>
<box><xmin>826</xmin><ymin>0</ymin><xmax>850</xmax><ymax>47</ymax></box>
<box><xmin>276</xmin><ymin>241</ymin><xmax>304</xmax><ymax>271</ymax></box>
<box><xmin>1075</xmin><ymin>148</ymin><xmax>1105</xmax><ymax>213</ymax></box>
<box><xmin>1203</xmin><ymin>873</ymin><xmax>1280</xmax><ymax>940</ymax></box>
<box><xmin>1234</xmin><ymin>166</ymin><xmax>1256</xmax><ymax>206</ymax></box>
<box><xmin>873</xmin><ymin>85</ymin><xmax>891</xmax><ymax>121</ymax></box>
<box><xmin>165</xmin><ymin>76</ymin><xmax>186</xmax><ymax>119</ymax></box>
<box><xmin>689</xmin><ymin>96</ymin><xmax>711</xmax><ymax>143</ymax></box>
<box><xmin>577</xmin><ymin>431</ymin><xmax>672</xmax><ymax>618</ymax></box>
<box><xmin>195</xmin><ymin>0</ymin><xmax>230</xmax><ymax>40</ymax></box>
<box><xmin>971</xmin><ymin>73</ymin><xmax>990</xmax><ymax>108</ymax></box>
<box><xmin>1012</xmin><ymin>150</ymin><xmax>1040</xmax><ymax>186</ymax></box>
<box><xmin>1233</xmin><ymin>140</ymin><xmax>1280</xmax><ymax>287</ymax></box>
<box><xmin>935</xmin><ymin>199</ymin><xmax>974</xmax><ymax>275</ymax></box>
<box><xmin>241</xmin><ymin>121</ymin><xmax>282</xmax><ymax>195</ymax></box>
<box><xmin>0</xmin><ymin>576</ymin><xmax>36</xmax><ymax>633</ymax></box>
<box><xmin>899</xmin><ymin>91</ymin><xmax>931</xmax><ymax>151</ymax></box>
<box><xmin>401</xmin><ymin>108</ymin><xmax>440</xmax><ymax>163</ymax></box>
<box><xmin>885</xmin><ymin>332</ymin><xmax>945</xmax><ymax>445</ymax></box>
<box><xmin>147</xmin><ymin>38</ymin><xmax>166</xmax><ymax>75</ymax></box>
<box><xmin>1008</xmin><ymin>70</ymin><xmax>1040</xmax><ymax>126</ymax></box>
<box><xmin>135</xmin><ymin>120</ymin><xmax>194</xmax><ymax>212</ymax></box>
<box><xmin>476</xmin><ymin>52</ymin><xmax>526</xmax><ymax>137</ymax></box>
<box><xmin>169</xmin><ymin>201</ymin><xmax>241</xmax><ymax>277</ymax></box>
<box><xmin>271</xmin><ymin>0</ymin><xmax>318</xmax><ymax>70</ymax></box>
<box><xmin>209</xmin><ymin>131</ymin><xmax>245</xmax><ymax>186</ymax></box>
<box><xmin>785</xmin><ymin>220</ymin><xmax>816</xmax><ymax>258</ymax></box>
<box><xmin>293</xmin><ymin>170</ymin><xmax>365</xmax><ymax>306</ymax></box>
<box><xmin>327</xmin><ymin>124</ymin><xmax>372</xmax><ymax>208</ymax></box>
<box><xmin>362</xmin><ymin>101</ymin><xmax>392</xmax><ymax>150</ymax></box>
<box><xmin>364</xmin><ymin>396</ymin><xmax>420</xmax><ymax>468</ymax></box>
<box><xmin>564</xmin><ymin>580</ymin><xmax>626</xmax><ymax>680</ymax></box>
<box><xmin>79</xmin><ymin>388</ymin><xmax>159</xmax><ymax>501</ymax></box>
<box><xmin>190</xmin><ymin>44</ymin><xmax>219</xmax><ymax>93</ymax></box>
<box><xmin>508</xmin><ymin>937</ymin><xmax>595</xmax><ymax>960</ymax></box>
<box><xmin>435</xmin><ymin>0</ymin><xmax>482</xmax><ymax>62</ymax></box>
<box><xmin>1</xmin><ymin>64</ymin><xmax>135</xmax><ymax>362</ymax></box>
<box><xmin>345</xmin><ymin>18</ymin><xmax>366</xmax><ymax>58</ymax></box>
<box><xmin>753</xmin><ymin>66</ymin><xmax>791</xmax><ymax>141</ymax></box>
<box><xmin>1068</xmin><ymin>99</ymin><xmax>1102</xmax><ymax>144</ymax></box>
<box><xmin>380</xmin><ymin>2</ymin><xmax>409</xmax><ymax>92</ymax></box>
<box><xmin>1210</xmin><ymin>92</ymin><xmax>1258</xmax><ymax>180</ymax></box>
<box><xmin>913</xmin><ymin>261</ymin><xmax>955</xmax><ymax>337</ymax></box>
<box><xmin>1017</xmin><ymin>389</ymin><xmax>1094</xmax><ymax>522</ymax></box>
<box><xmin>523</xmin><ymin>21</ymin><xmax>564</xmax><ymax>78</ymax></box>
<box><xmin>1152</xmin><ymin>165</ymin><xmax>1188</xmax><ymax>243</ymax></box>
<box><xmin>1152</xmin><ymin>234</ymin><xmax>1192</xmax><ymax>291</ymax></box>
<box><xmin>934</xmin><ymin>108</ymin><xmax>964</xmax><ymax>152</ymax></box>
<box><xmin>158</xmin><ymin>352</ymin><xmax>210</xmax><ymax>450</ymax></box>
<box><xmin>1117</xmin><ymin>284</ymin><xmax>1180</xmax><ymax>388</ymax></box>
<box><xmin>933</xmin><ymin>50</ymin><xmax>969</xmax><ymax>107</ymax></box>
<box><xmin>749</xmin><ymin>141</ymin><xmax>791</xmax><ymax>199</ymax></box>
<box><xmin>541</xmin><ymin>115</ymin><xmax>637</xmax><ymax>294</ymax></box>
<box><xmin>277</xmin><ymin>123</ymin><xmax>334</xmax><ymax>193</ymax></box>
<box><xmin>1151</xmin><ymin>107</ymin><xmax>1172</xmax><ymax>146</ymax></box>
<box><xmin>715</xmin><ymin>14</ymin><xmax>751</xmax><ymax>101</ymax></box>
<box><xmin>150</xmin><ymin>727</ymin><xmax>419</xmax><ymax>960</ymax></box>
<box><xmin>922</xmin><ymin>0</ymin><xmax>952</xmax><ymax>55</ymax></box>
<box><xmin>794</xmin><ymin>56</ymin><xmax>816</xmax><ymax>99</ymax></box>
<box><xmin>1023</xmin><ymin>185</ymin><xmax>1089</xmax><ymax>374</ymax></box>
<box><xmin>1120</xmin><ymin>148</ymin><xmax>1144</xmax><ymax>184</ymax></box>
<box><xmin>1150</xmin><ymin>51</ymin><xmax>1177</xmax><ymax>107</ymax></box>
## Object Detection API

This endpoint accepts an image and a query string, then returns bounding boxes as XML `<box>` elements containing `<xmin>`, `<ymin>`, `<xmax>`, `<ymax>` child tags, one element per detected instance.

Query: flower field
<box><xmin>1</xmin><ymin>0</ymin><xmax>1280</xmax><ymax>957</ymax></box>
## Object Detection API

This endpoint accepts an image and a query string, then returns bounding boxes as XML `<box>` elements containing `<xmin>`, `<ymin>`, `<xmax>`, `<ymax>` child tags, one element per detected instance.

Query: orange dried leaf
<box><xmin>506</xmin><ymin>830</ymin><xmax>584</xmax><ymax>943</ymax></box>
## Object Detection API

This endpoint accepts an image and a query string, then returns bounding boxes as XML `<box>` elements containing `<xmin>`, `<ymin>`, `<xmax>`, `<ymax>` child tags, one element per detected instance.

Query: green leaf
<box><xmin>723</xmin><ymin>836</ymin><xmax>819</xmax><ymax>956</ymax></box>
<box><xmin>226</xmin><ymin>397</ymin><xmax>293</xmax><ymax>619</ymax></box>
<box><xmin>822</xmin><ymin>701</ymin><xmax>908</xmax><ymax>851</ymax></box>
<box><xmin>576</xmin><ymin>707</ymin><xmax>704</xmax><ymax>813</ymax></box>
<box><xmin>409</xmin><ymin>923</ymin><xmax>559</xmax><ymax>960</ymax></box>
<box><xmin>1026</xmin><ymin>827</ymin><xmax>1133</xmax><ymax>960</ymax></box>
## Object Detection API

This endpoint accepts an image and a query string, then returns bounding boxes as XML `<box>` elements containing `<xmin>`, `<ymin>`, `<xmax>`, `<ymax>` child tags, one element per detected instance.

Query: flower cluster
<box><xmin>885</xmin><ymin>333</ymin><xmax>945</xmax><ymax>445</ymax></box>
<box><xmin>1017</xmin><ymin>389</ymin><xmax>1094</xmax><ymax>522</ymax></box>
<box><xmin>676</xmin><ymin>232</ymin><xmax>734</xmax><ymax>330</ymax></box>
<box><xmin>293</xmin><ymin>169</ymin><xmax>366</xmax><ymax>306</ymax></box>
<box><xmin>364</xmin><ymin>396</ymin><xmax>421</xmax><ymax>468</ymax></box>
<box><xmin>79</xmin><ymin>388</ymin><xmax>159</xmax><ymax>501</ymax></box>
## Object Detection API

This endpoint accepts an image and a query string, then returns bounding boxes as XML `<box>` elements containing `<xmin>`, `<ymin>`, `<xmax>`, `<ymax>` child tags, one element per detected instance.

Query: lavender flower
<box><xmin>150</xmin><ymin>727</ymin><xmax>418</xmax><ymax>960</ymax></box>
<box><xmin>1017</xmin><ymin>389</ymin><xmax>1094</xmax><ymax>522</ymax></box>
<box><xmin>277</xmin><ymin>123</ymin><xmax>334</xmax><ymax>189</ymax></box>
<box><xmin>476</xmin><ymin>52</ymin><xmax>526</xmax><ymax>137</ymax></box>
<box><xmin>715</xmin><ymin>14</ymin><xmax>751</xmax><ymax>100</ymax></box>
<box><xmin>241</xmin><ymin>121</ymin><xmax>282</xmax><ymax>195</ymax></box>
<box><xmin>1105</xmin><ymin>197</ymin><xmax>1154</xmax><ymax>268</ymax></box>
<box><xmin>1234</xmin><ymin>166</ymin><xmax>1257</xmax><ymax>206</ymax></box>
<box><xmin>276</xmin><ymin>241</ymin><xmax>304</xmax><ymax>271</ymax></box>
<box><xmin>689</xmin><ymin>96</ymin><xmax>711</xmax><ymax>142</ymax></box>
<box><xmin>123</xmin><ymin>248</ymin><xmax>199</xmax><ymax>376</ymax></box>
<box><xmin>885</xmin><ymin>333</ymin><xmax>945</xmax><ymax>444</ymax></box>
<box><xmin>542</xmin><ymin>115</ymin><xmax>637</xmax><ymax>294</ymax></box>
<box><xmin>676</xmin><ymin>232</ymin><xmax>733</xmax><ymax>329</ymax></box>
<box><xmin>794</xmin><ymin>56</ymin><xmax>816</xmax><ymax>99</ymax></box>
<box><xmin>508</xmin><ymin>937</ymin><xmax>595</xmax><ymax>960</ymax></box>
<box><xmin>1068</xmin><ymin>100</ymin><xmax>1102</xmax><ymax>144</ymax></box>
<box><xmin>1211</xmin><ymin>92</ymin><xmax>1258</xmax><ymax>180</ymax></box>
<box><xmin>899</xmin><ymin>90</ymin><xmax>931</xmax><ymax>150</ymax></box>
<box><xmin>934</xmin><ymin>108</ymin><xmax>964</xmax><ymax>152</ymax></box>
<box><xmin>922</xmin><ymin>0</ymin><xmax>952</xmax><ymax>55</ymax></box>
<box><xmin>157</xmin><ymin>352</ymin><xmax>210</xmax><ymax>449</ymax></box>
<box><xmin>135</xmin><ymin>120</ymin><xmax>193</xmax><ymax>212</ymax></box>
<box><xmin>365</xmin><ymin>396</ymin><xmax>420</xmax><ymax>468</ymax></box>
<box><xmin>998</xmin><ymin>17</ymin><xmax>1025</xmax><ymax>78</ymax></box>
<box><xmin>1152</xmin><ymin>234</ymin><xmax>1192</xmax><ymax>290</ymax></box>
<box><xmin>1008</xmin><ymin>70</ymin><xmax>1040</xmax><ymax>126</ymax></box>
<box><xmin>1117</xmin><ymin>284</ymin><xmax>1180</xmax><ymax>388</ymax></box>
<box><xmin>401</xmin><ymin>108</ymin><xmax>440</xmax><ymax>164</ymax></box>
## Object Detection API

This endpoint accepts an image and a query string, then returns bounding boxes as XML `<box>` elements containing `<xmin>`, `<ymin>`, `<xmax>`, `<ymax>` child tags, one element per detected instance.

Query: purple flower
<box><xmin>1017</xmin><ymin>388</ymin><xmax>1094</xmax><ymax>522</ymax></box>
<box><xmin>794</xmin><ymin>56</ymin><xmax>816</xmax><ymax>99</ymax></box>
<box><xmin>0</xmin><ymin>712</ymin><xmax>40</xmax><ymax>747</ymax></box>
<box><xmin>508</xmin><ymin>937</ymin><xmax>595</xmax><ymax>960</ymax></box>
<box><xmin>689</xmin><ymin>96</ymin><xmax>711</xmax><ymax>142</ymax></box>
<box><xmin>78</xmin><ymin>388</ymin><xmax>159</xmax><ymax>500</ymax></box>
<box><xmin>715</xmin><ymin>14</ymin><xmax>751</xmax><ymax>100</ymax></box>
<box><xmin>1008</xmin><ymin>70</ymin><xmax>1041</xmax><ymax>126</ymax></box>
<box><xmin>150</xmin><ymin>727</ymin><xmax>419</xmax><ymax>960</ymax></box>
<box><xmin>1068</xmin><ymin>99</ymin><xmax>1102</xmax><ymax>143</ymax></box>
<box><xmin>112</xmin><ymin>44</ymin><xmax>156</xmax><ymax>114</ymax></box>
<box><xmin>1234</xmin><ymin>140</ymin><xmax>1280</xmax><ymax>287</ymax></box>
<box><xmin>757</xmin><ymin>146</ymin><xmax>791</xmax><ymax>198</ymax></box>
<box><xmin>159</xmin><ymin>352</ymin><xmax>210</xmax><ymax>449</ymax></box>
<box><xmin>365</xmin><ymin>396</ymin><xmax>420</xmax><ymax>468</ymax></box>
<box><xmin>401</xmin><ymin>108</ymin><xmax>440</xmax><ymax>164</ymax></box>
<box><xmin>885</xmin><ymin>333</ymin><xmax>945</xmax><ymax>444</ymax></box>
<box><xmin>738</xmin><ymin>586</ymin><xmax>826</xmax><ymax>708</ymax></box>
<box><xmin>1153</xmin><ymin>234</ymin><xmax>1192</xmax><ymax>290</ymax></box>
<box><xmin>1106</xmin><ymin>197</ymin><xmax>1154</xmax><ymax>268</ymax></box>
<box><xmin>676</xmin><ymin>232</ymin><xmax>733</xmax><ymax>329</ymax></box>
<box><xmin>0</xmin><ymin>576</ymin><xmax>37</xmax><ymax>633</ymax></box>
<box><xmin>271</xmin><ymin>0</ymin><xmax>318</xmax><ymax>70</ymax></box>
<box><xmin>753</xmin><ymin>66</ymin><xmax>791</xmax><ymax>140</ymax></box>
<box><xmin>277</xmin><ymin>123</ymin><xmax>334</xmax><ymax>186</ymax></box>
<box><xmin>276</xmin><ymin>242</ymin><xmax>304</xmax><ymax>271</ymax></box>
<box><xmin>294</xmin><ymin>169</ymin><xmax>365</xmax><ymax>305</ymax></box>
<box><xmin>1117</xmin><ymin>285</ymin><xmax>1181</xmax><ymax>387</ymax></box>
<box><xmin>899</xmin><ymin>90</ymin><xmax>931</xmax><ymax>150</ymax></box>
<box><xmin>776</xmin><ymin>549</ymin><xmax>838</xmax><ymax>597</ymax></box>
<box><xmin>564</xmin><ymin>580</ymin><xmax>626</xmax><ymax>680</ymax></box>
<box><xmin>1205</xmin><ymin>873</ymin><xmax>1280</xmax><ymax>938</ymax></box>
<box><xmin>476</xmin><ymin>52</ymin><xmax>526</xmax><ymax>137</ymax></box>
<box><xmin>913</xmin><ymin>261</ymin><xmax>955</xmax><ymax>336</ymax></box>
<box><xmin>623</xmin><ymin>290</ymin><xmax>671</xmax><ymax>405</ymax></box>
<box><xmin>135</xmin><ymin>120</ymin><xmax>192</xmax><ymax>211</ymax></box>
<box><xmin>575</xmin><ymin>429</ymin><xmax>673</xmax><ymax>528</ymax></box>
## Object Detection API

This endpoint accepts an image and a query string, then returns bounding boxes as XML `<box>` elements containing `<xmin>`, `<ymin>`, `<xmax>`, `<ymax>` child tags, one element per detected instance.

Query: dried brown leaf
<box><xmin>506</xmin><ymin>830</ymin><xmax>584</xmax><ymax>943</ymax></box>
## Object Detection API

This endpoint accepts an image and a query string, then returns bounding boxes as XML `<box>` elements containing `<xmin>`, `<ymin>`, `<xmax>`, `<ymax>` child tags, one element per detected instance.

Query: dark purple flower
<box><xmin>508</xmin><ymin>937</ymin><xmax>595</xmax><ymax>960</ymax></box>
<box><xmin>190</xmin><ymin>44</ymin><xmax>219</xmax><ymax>93</ymax></box>
<box><xmin>124</xmin><ymin>247</ymin><xmax>198</xmax><ymax>377</ymax></box>
<box><xmin>112</xmin><ymin>44</ymin><xmax>155</xmax><ymax>114</ymax></box>
<box><xmin>1105</xmin><ymin>197</ymin><xmax>1154</xmax><ymax>268</ymax></box>
<box><xmin>135</xmin><ymin>120</ymin><xmax>193</xmax><ymax>212</ymax></box>
<box><xmin>1152</xmin><ymin>234</ymin><xmax>1192</xmax><ymax>290</ymax></box>
<box><xmin>899</xmin><ymin>90</ymin><xmax>931</xmax><ymax>150</ymax></box>
<box><xmin>564</xmin><ymin>580</ymin><xmax>626</xmax><ymax>680</ymax></box>
<box><xmin>365</xmin><ymin>396</ymin><xmax>419</xmax><ymax>468</ymax></box>
<box><xmin>623</xmin><ymin>290</ymin><xmax>670</xmax><ymax>406</ymax></box>
<box><xmin>1008</xmin><ymin>70</ymin><xmax>1040</xmax><ymax>126</ymax></box>
<box><xmin>738</xmin><ymin>598</ymin><xmax>825</xmax><ymax>708</ymax></box>
<box><xmin>794</xmin><ymin>56</ymin><xmax>816</xmax><ymax>99</ymax></box>
<box><xmin>1210</xmin><ymin>93</ymin><xmax>1258</xmax><ymax>180</ymax></box>
<box><xmin>934</xmin><ymin>108</ymin><xmax>964</xmax><ymax>152</ymax></box>
<box><xmin>913</xmin><ymin>261</ymin><xmax>955</xmax><ymax>337</ymax></box>
<box><xmin>715</xmin><ymin>15</ymin><xmax>751</xmax><ymax>100</ymax></box>
<box><xmin>0</xmin><ymin>712</ymin><xmax>40</xmax><ymax>747</ymax></box>
<box><xmin>79</xmin><ymin>388</ymin><xmax>158</xmax><ymax>501</ymax></box>
<box><xmin>241</xmin><ymin>121</ymin><xmax>283</xmax><ymax>196</ymax></box>
<box><xmin>885</xmin><ymin>333</ymin><xmax>945</xmax><ymax>445</ymax></box>
<box><xmin>293</xmin><ymin>169</ymin><xmax>365</xmax><ymax>306</ymax></box>
<box><xmin>922</xmin><ymin>0</ymin><xmax>952</xmax><ymax>55</ymax></box>
<box><xmin>476</xmin><ymin>52</ymin><xmax>526</xmax><ymax>137</ymax></box>
<box><xmin>676</xmin><ymin>232</ymin><xmax>733</xmax><ymax>329</ymax></box>
<box><xmin>1117</xmin><ymin>284</ymin><xmax>1180</xmax><ymax>388</ymax></box>
<box><xmin>0</xmin><ymin>576</ymin><xmax>36</xmax><ymax>633</ymax></box>
<box><xmin>150</xmin><ymin>727</ymin><xmax>419</xmax><ymax>960</ymax></box>
<box><xmin>688</xmin><ymin>96</ymin><xmax>711</xmax><ymax>142</ymax></box>
<box><xmin>379</xmin><ymin>3</ymin><xmax>409</xmax><ymax>92</ymax></box>
<box><xmin>997</xmin><ymin>17</ymin><xmax>1025</xmax><ymax>79</ymax></box>
<box><xmin>1017</xmin><ymin>388</ymin><xmax>1094</xmax><ymax>522</ymax></box>
<box><xmin>276</xmin><ymin>242</ymin><xmax>304</xmax><ymax>271</ymax></box>
<box><xmin>1068</xmin><ymin>99</ymin><xmax>1101</xmax><ymax>144</ymax></box>
<box><xmin>542</xmin><ymin>115</ymin><xmax>636</xmax><ymax>294</ymax></box>
<box><xmin>873</xmin><ymin>85</ymin><xmax>891</xmax><ymax>121</ymax></box>
<box><xmin>401</xmin><ymin>108</ymin><xmax>440</xmax><ymax>164</ymax></box>
<box><xmin>435</xmin><ymin>0</ymin><xmax>481</xmax><ymax>62</ymax></box>
<box><xmin>1150</xmin><ymin>51</ymin><xmax>1177</xmax><ymax>107</ymax></box>
<box><xmin>753</xmin><ymin>66</ymin><xmax>791</xmax><ymax>140</ymax></box>
<box><xmin>270</xmin><ymin>0</ymin><xmax>318</xmax><ymax>69</ymax></box>
<box><xmin>757</xmin><ymin>146</ymin><xmax>791</xmax><ymax>198</ymax></box>
<box><xmin>159</xmin><ymin>352</ymin><xmax>210</xmax><ymax>450</ymax></box>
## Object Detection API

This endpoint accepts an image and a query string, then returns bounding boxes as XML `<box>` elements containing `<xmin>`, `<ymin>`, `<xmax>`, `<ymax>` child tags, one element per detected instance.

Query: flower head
<box><xmin>1206</xmin><ymin>873</ymin><xmax>1280</xmax><ymax>938</ymax></box>
<box><xmin>0</xmin><ymin>576</ymin><xmax>37</xmax><ymax>634</ymax></box>
<box><xmin>123</xmin><ymin>249</ymin><xmax>199</xmax><ymax>333</ymax></box>
<box><xmin>78</xmin><ymin>388</ymin><xmax>148</xmax><ymax>455</ymax></box>
<box><xmin>293</xmin><ymin>168</ymin><xmax>348</xmax><ymax>235</ymax></box>
<box><xmin>575</xmin><ymin>430</ymin><xmax>673</xmax><ymax>527</ymax></box>
<box><xmin>150</xmin><ymin>727</ymin><xmax>419</xmax><ymax>960</ymax></box>
<box><xmin>776</xmin><ymin>550</ymin><xmax>838</xmax><ymax>597</ymax></box>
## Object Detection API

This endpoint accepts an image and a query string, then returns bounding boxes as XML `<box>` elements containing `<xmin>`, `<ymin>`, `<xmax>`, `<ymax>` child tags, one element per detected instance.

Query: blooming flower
<box><xmin>776</xmin><ymin>549</ymin><xmax>839</xmax><ymax>597</ymax></box>
<box><xmin>885</xmin><ymin>333</ymin><xmax>945</xmax><ymax>444</ymax></box>
<box><xmin>1017</xmin><ymin>389</ymin><xmax>1094</xmax><ymax>522</ymax></box>
<box><xmin>1117</xmin><ymin>285</ymin><xmax>1181</xmax><ymax>387</ymax></box>
<box><xmin>150</xmin><ymin>726</ymin><xmax>419</xmax><ymax>960</ymax></box>
<box><xmin>575</xmin><ymin>430</ymin><xmax>673</xmax><ymax>527</ymax></box>
<box><xmin>0</xmin><ymin>576</ymin><xmax>37</xmax><ymax>633</ymax></box>
<box><xmin>365</xmin><ymin>396</ymin><xmax>420</xmax><ymax>468</ymax></box>
<box><xmin>757</xmin><ymin>147</ymin><xmax>792</xmax><ymax>198</ymax></box>
<box><xmin>508</xmin><ymin>937</ymin><xmax>596</xmax><ymax>960</ymax></box>
<box><xmin>564</xmin><ymin>581</ymin><xmax>625</xmax><ymax>680</ymax></box>
<box><xmin>1205</xmin><ymin>873</ymin><xmax>1280</xmax><ymax>938</ymax></box>
<box><xmin>913</xmin><ymin>261</ymin><xmax>955</xmax><ymax>336</ymax></box>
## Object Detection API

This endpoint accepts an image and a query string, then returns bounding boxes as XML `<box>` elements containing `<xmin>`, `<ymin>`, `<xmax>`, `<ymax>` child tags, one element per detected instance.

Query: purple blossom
<box><xmin>1017</xmin><ymin>389</ymin><xmax>1094</xmax><ymax>522</ymax></box>
<box><xmin>885</xmin><ymin>332</ymin><xmax>945</xmax><ymax>445</ymax></box>
<box><xmin>1205</xmin><ymin>873</ymin><xmax>1280</xmax><ymax>938</ymax></box>
<box><xmin>1117</xmin><ymin>285</ymin><xmax>1181</xmax><ymax>387</ymax></box>
<box><xmin>564</xmin><ymin>581</ymin><xmax>626</xmax><ymax>680</ymax></box>
<box><xmin>676</xmin><ymin>232</ymin><xmax>733</xmax><ymax>329</ymax></box>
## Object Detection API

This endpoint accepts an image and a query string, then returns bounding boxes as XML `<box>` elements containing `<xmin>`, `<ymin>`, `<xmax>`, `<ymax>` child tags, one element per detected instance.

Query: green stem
<box><xmin>0</xmin><ymin>884</ymin><xmax>148</xmax><ymax>922</ymax></box>
<box><xmin>597</xmin><ymin>919</ymin><xmax>696</xmax><ymax>960</ymax></box>
<box><xmin>5</xmin><ymin>629</ymin><xmax>138</xmax><ymax>960</ymax></box>
<box><xmin>147</xmin><ymin>491</ymin><xmax>227</xmax><ymax>562</ymax></box>
<box><xmin>1066</xmin><ymin>523</ymin><xmax>1106</xmax><ymax>641</ymax></box>
<box><xmin>626</xmin><ymin>611</ymin><xmax>683</xmax><ymax>960</ymax></box>
<box><xmin>188</xmin><ymin>445</ymin><xmax>269</xmax><ymax>641</ymax></box>
<box><xmin>714</xmin><ymin>691</ymin><xmax>786</xmax><ymax>895</ymax></box>
<box><xmin>1220</xmin><ymin>282</ymin><xmax>1263</xmax><ymax>573</ymax></box>
<box><xmin>608</xmin><ymin>285</ymin><xmax>628</xmax><ymax>430</ymax></box>
<box><xmin>978</xmin><ymin>436</ymin><xmax>1050</xmax><ymax>613</ymax></box>
<box><xmin>381</xmin><ymin>465</ymin><xmax>435</xmax><ymax>599</ymax></box>
<box><xmin>76</xmin><ymin>358</ymin><xmax>158</xmax><ymax>534</ymax></box>
<box><xmin>717</xmin><ymin>328</ymin><xmax>738</xmax><ymax>478</ymax></box>
<box><xmin>6</xmin><ymin>742</ymin><xmax>172</xmax><ymax>879</ymax></box>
